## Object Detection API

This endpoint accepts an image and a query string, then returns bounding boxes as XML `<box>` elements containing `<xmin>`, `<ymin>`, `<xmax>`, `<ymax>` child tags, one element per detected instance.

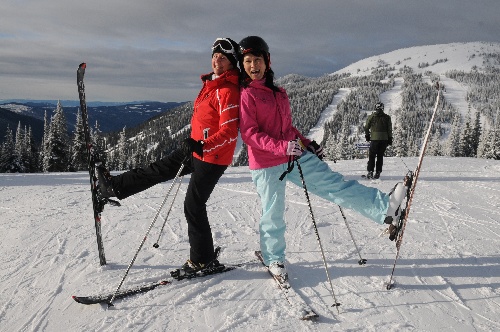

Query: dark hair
<box><xmin>239</xmin><ymin>50</ymin><xmax>280</xmax><ymax>92</ymax></box>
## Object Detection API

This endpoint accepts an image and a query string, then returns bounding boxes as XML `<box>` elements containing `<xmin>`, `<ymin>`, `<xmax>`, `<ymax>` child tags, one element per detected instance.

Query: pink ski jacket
<box><xmin>240</xmin><ymin>79</ymin><xmax>311</xmax><ymax>170</ymax></box>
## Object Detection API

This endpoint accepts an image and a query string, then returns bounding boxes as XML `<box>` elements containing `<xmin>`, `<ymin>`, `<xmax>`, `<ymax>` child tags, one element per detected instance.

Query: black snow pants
<box><xmin>367</xmin><ymin>140</ymin><xmax>388</xmax><ymax>173</ymax></box>
<box><xmin>111</xmin><ymin>149</ymin><xmax>227</xmax><ymax>264</ymax></box>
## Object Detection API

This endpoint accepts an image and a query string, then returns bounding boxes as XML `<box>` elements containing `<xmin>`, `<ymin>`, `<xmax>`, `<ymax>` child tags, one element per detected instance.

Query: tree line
<box><xmin>2</xmin><ymin>57</ymin><xmax>499</xmax><ymax>173</ymax></box>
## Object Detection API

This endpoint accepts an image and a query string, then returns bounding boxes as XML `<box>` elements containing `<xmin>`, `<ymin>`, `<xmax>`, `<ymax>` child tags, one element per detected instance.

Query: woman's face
<box><xmin>212</xmin><ymin>53</ymin><xmax>233</xmax><ymax>76</ymax></box>
<box><xmin>243</xmin><ymin>53</ymin><xmax>266</xmax><ymax>81</ymax></box>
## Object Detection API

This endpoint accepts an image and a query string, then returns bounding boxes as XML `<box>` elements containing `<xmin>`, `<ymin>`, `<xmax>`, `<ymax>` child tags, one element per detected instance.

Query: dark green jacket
<box><xmin>364</xmin><ymin>110</ymin><xmax>392</xmax><ymax>140</ymax></box>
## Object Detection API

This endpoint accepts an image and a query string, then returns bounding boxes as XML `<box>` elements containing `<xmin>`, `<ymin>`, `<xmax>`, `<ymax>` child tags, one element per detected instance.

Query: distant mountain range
<box><xmin>0</xmin><ymin>100</ymin><xmax>186</xmax><ymax>143</ymax></box>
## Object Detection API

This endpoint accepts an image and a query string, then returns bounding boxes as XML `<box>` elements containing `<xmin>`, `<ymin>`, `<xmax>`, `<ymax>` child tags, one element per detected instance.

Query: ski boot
<box><xmin>170</xmin><ymin>247</ymin><xmax>226</xmax><ymax>280</ymax></box>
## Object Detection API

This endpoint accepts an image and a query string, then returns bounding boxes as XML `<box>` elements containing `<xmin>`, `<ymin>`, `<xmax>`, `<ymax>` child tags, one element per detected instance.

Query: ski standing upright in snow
<box><xmin>385</xmin><ymin>82</ymin><xmax>442</xmax><ymax>290</ymax></box>
<box><xmin>255</xmin><ymin>251</ymin><xmax>319</xmax><ymax>321</ymax></box>
<box><xmin>77</xmin><ymin>63</ymin><xmax>120</xmax><ymax>266</ymax></box>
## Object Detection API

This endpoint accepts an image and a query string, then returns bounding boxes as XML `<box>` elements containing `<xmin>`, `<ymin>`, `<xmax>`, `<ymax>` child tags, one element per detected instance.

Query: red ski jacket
<box><xmin>191</xmin><ymin>68</ymin><xmax>240</xmax><ymax>165</ymax></box>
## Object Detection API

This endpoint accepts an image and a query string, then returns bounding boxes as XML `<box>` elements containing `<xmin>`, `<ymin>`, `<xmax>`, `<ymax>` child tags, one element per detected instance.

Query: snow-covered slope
<box><xmin>336</xmin><ymin>41</ymin><xmax>500</xmax><ymax>77</ymax></box>
<box><xmin>306</xmin><ymin>42</ymin><xmax>500</xmax><ymax>144</ymax></box>
<box><xmin>0</xmin><ymin>157</ymin><xmax>499</xmax><ymax>331</ymax></box>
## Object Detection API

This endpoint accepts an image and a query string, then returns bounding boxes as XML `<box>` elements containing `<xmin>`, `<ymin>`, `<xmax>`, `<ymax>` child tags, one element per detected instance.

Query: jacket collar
<box><xmin>201</xmin><ymin>68</ymin><xmax>239</xmax><ymax>87</ymax></box>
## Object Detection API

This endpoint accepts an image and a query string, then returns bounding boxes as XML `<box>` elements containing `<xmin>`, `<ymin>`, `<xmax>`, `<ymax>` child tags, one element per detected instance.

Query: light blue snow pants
<box><xmin>251</xmin><ymin>152</ymin><xmax>390</xmax><ymax>266</ymax></box>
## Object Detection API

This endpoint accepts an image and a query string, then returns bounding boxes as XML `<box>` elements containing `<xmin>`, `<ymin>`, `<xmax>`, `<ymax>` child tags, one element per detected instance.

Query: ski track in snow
<box><xmin>0</xmin><ymin>157</ymin><xmax>499</xmax><ymax>331</ymax></box>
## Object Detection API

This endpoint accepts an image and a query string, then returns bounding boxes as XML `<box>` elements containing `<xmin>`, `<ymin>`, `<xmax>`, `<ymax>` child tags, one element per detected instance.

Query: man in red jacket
<box><xmin>97</xmin><ymin>38</ymin><xmax>240</xmax><ymax>275</ymax></box>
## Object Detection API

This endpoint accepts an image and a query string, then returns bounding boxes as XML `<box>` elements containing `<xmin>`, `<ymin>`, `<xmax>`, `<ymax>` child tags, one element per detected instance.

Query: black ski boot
<box><xmin>170</xmin><ymin>247</ymin><xmax>225</xmax><ymax>280</ymax></box>
<box><xmin>96</xmin><ymin>164</ymin><xmax>116</xmax><ymax>198</ymax></box>
<box><xmin>374</xmin><ymin>171</ymin><xmax>381</xmax><ymax>179</ymax></box>
<box><xmin>366</xmin><ymin>171</ymin><xmax>374</xmax><ymax>179</ymax></box>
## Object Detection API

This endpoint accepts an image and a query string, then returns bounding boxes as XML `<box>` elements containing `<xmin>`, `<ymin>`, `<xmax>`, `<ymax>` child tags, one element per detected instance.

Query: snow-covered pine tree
<box><xmin>447</xmin><ymin>113</ymin><xmax>462</xmax><ymax>157</ymax></box>
<box><xmin>427</xmin><ymin>130</ymin><xmax>443</xmax><ymax>156</ymax></box>
<box><xmin>471</xmin><ymin>110</ymin><xmax>482</xmax><ymax>157</ymax></box>
<box><xmin>70</xmin><ymin>108</ymin><xmax>87</xmax><ymax>171</ymax></box>
<box><xmin>14</xmin><ymin>122</ymin><xmax>26</xmax><ymax>172</ymax></box>
<box><xmin>0</xmin><ymin>126</ymin><xmax>17</xmax><ymax>172</ymax></box>
<box><xmin>45</xmin><ymin>101</ymin><xmax>70</xmax><ymax>172</ymax></box>
<box><xmin>40</xmin><ymin>110</ymin><xmax>50</xmax><ymax>172</ymax></box>
<box><xmin>117</xmin><ymin>127</ymin><xmax>129</xmax><ymax>170</ymax></box>
<box><xmin>25</xmin><ymin>126</ymin><xmax>39</xmax><ymax>172</ymax></box>
<box><xmin>459</xmin><ymin>109</ymin><xmax>475</xmax><ymax>157</ymax></box>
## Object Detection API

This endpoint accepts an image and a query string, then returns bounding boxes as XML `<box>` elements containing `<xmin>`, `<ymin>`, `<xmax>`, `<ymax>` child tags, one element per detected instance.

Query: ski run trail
<box><xmin>0</xmin><ymin>157</ymin><xmax>499</xmax><ymax>331</ymax></box>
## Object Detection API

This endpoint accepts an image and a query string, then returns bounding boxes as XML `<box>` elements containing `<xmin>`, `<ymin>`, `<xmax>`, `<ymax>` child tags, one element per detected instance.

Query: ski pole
<box><xmin>295</xmin><ymin>158</ymin><xmax>341</xmax><ymax>314</ymax></box>
<box><xmin>107</xmin><ymin>162</ymin><xmax>186</xmax><ymax>307</ymax></box>
<box><xmin>337</xmin><ymin>206</ymin><xmax>367</xmax><ymax>265</ymax></box>
<box><xmin>153</xmin><ymin>175</ymin><xmax>184</xmax><ymax>248</ymax></box>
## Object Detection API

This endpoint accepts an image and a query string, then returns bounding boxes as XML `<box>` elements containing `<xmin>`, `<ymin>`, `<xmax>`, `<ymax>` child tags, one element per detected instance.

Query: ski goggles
<box><xmin>212</xmin><ymin>38</ymin><xmax>238</xmax><ymax>56</ymax></box>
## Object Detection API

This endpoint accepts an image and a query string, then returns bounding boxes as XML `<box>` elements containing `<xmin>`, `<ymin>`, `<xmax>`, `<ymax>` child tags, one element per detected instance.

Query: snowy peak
<box><xmin>336</xmin><ymin>41</ymin><xmax>500</xmax><ymax>76</ymax></box>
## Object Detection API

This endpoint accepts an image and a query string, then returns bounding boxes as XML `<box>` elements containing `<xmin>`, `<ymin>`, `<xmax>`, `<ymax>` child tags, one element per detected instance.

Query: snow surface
<box><xmin>1</xmin><ymin>157</ymin><xmax>499</xmax><ymax>331</ymax></box>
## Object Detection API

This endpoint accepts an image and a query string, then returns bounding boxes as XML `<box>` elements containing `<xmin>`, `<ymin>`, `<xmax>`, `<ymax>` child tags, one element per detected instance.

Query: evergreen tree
<box><xmin>471</xmin><ymin>111</ymin><xmax>482</xmax><ymax>157</ymax></box>
<box><xmin>91</xmin><ymin>120</ymin><xmax>107</xmax><ymax>165</ymax></box>
<box><xmin>324</xmin><ymin>134</ymin><xmax>337</xmax><ymax>161</ymax></box>
<box><xmin>14</xmin><ymin>122</ymin><xmax>26</xmax><ymax>172</ymax></box>
<box><xmin>71</xmin><ymin>108</ymin><xmax>87</xmax><ymax>171</ymax></box>
<box><xmin>459</xmin><ymin>111</ymin><xmax>474</xmax><ymax>157</ymax></box>
<box><xmin>447</xmin><ymin>113</ymin><xmax>461</xmax><ymax>157</ymax></box>
<box><xmin>26</xmin><ymin>127</ymin><xmax>39</xmax><ymax>172</ymax></box>
<box><xmin>337</xmin><ymin>119</ymin><xmax>352</xmax><ymax>160</ymax></box>
<box><xmin>131</xmin><ymin>139</ymin><xmax>147</xmax><ymax>168</ymax></box>
<box><xmin>477</xmin><ymin>127</ymin><xmax>491</xmax><ymax>159</ymax></box>
<box><xmin>427</xmin><ymin>130</ymin><xmax>443</xmax><ymax>156</ymax></box>
<box><xmin>41</xmin><ymin>110</ymin><xmax>50</xmax><ymax>172</ymax></box>
<box><xmin>117</xmin><ymin>127</ymin><xmax>129</xmax><ymax>170</ymax></box>
<box><xmin>488</xmin><ymin>109</ymin><xmax>500</xmax><ymax>160</ymax></box>
<box><xmin>0</xmin><ymin>126</ymin><xmax>19</xmax><ymax>172</ymax></box>
<box><xmin>45</xmin><ymin>101</ymin><xmax>70</xmax><ymax>172</ymax></box>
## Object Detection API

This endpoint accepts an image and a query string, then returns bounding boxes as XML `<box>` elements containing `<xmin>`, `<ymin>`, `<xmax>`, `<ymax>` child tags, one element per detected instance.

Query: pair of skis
<box><xmin>73</xmin><ymin>253</ymin><xmax>318</xmax><ymax>321</ymax></box>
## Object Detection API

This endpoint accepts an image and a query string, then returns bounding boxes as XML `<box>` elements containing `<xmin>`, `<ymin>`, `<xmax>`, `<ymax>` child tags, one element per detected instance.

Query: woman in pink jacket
<box><xmin>238</xmin><ymin>36</ymin><xmax>407</xmax><ymax>282</ymax></box>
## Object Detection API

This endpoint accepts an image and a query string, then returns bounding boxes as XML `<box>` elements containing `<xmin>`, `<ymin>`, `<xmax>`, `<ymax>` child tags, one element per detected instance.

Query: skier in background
<box><xmin>238</xmin><ymin>36</ymin><xmax>408</xmax><ymax>283</ymax></box>
<box><xmin>364</xmin><ymin>102</ymin><xmax>392</xmax><ymax>179</ymax></box>
<box><xmin>96</xmin><ymin>37</ymin><xmax>240</xmax><ymax>276</ymax></box>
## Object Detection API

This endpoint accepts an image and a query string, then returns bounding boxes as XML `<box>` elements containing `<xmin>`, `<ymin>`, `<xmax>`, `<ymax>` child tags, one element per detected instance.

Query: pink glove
<box><xmin>286</xmin><ymin>140</ymin><xmax>303</xmax><ymax>156</ymax></box>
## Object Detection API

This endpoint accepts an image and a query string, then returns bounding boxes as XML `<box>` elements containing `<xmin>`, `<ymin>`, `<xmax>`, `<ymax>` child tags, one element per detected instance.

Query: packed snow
<box><xmin>0</xmin><ymin>157</ymin><xmax>499</xmax><ymax>331</ymax></box>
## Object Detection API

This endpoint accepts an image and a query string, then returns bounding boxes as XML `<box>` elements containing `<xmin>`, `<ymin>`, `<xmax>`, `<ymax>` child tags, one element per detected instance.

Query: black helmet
<box><xmin>239</xmin><ymin>36</ymin><xmax>269</xmax><ymax>56</ymax></box>
<box><xmin>375</xmin><ymin>102</ymin><xmax>384</xmax><ymax>111</ymax></box>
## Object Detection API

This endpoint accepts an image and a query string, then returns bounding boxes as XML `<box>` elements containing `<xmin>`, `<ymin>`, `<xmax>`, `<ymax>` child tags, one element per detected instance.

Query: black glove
<box><xmin>307</xmin><ymin>140</ymin><xmax>324</xmax><ymax>160</ymax></box>
<box><xmin>388</xmin><ymin>137</ymin><xmax>393</xmax><ymax>146</ymax></box>
<box><xmin>365</xmin><ymin>134</ymin><xmax>371</xmax><ymax>142</ymax></box>
<box><xmin>182</xmin><ymin>138</ymin><xmax>204</xmax><ymax>157</ymax></box>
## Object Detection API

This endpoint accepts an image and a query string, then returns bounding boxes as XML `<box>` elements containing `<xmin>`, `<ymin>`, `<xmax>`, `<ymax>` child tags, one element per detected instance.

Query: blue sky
<box><xmin>1</xmin><ymin>0</ymin><xmax>499</xmax><ymax>103</ymax></box>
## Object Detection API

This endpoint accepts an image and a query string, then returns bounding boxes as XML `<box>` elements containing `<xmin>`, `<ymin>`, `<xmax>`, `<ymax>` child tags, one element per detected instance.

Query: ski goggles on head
<box><xmin>212</xmin><ymin>38</ymin><xmax>237</xmax><ymax>56</ymax></box>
